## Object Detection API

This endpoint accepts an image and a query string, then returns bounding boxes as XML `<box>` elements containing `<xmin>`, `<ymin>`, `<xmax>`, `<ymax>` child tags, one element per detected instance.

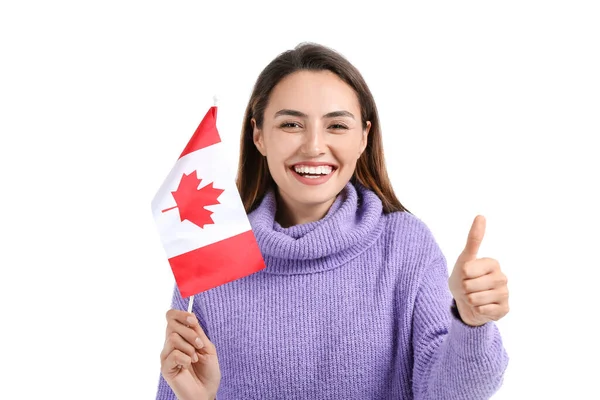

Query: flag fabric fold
<box><xmin>151</xmin><ymin>105</ymin><xmax>266</xmax><ymax>298</ymax></box>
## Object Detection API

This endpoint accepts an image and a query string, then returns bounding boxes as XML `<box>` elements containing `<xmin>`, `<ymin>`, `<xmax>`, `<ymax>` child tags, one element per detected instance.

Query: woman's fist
<box><xmin>160</xmin><ymin>309</ymin><xmax>221</xmax><ymax>400</ymax></box>
<box><xmin>449</xmin><ymin>215</ymin><xmax>509</xmax><ymax>327</ymax></box>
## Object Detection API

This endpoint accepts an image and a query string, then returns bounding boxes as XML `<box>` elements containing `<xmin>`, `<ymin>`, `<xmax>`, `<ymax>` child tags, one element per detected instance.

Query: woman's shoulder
<box><xmin>380</xmin><ymin>210</ymin><xmax>445</xmax><ymax>264</ymax></box>
<box><xmin>382</xmin><ymin>210</ymin><xmax>433</xmax><ymax>238</ymax></box>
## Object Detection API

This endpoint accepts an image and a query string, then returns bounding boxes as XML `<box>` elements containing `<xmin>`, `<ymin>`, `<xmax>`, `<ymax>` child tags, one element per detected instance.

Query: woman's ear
<box><xmin>252</xmin><ymin>118</ymin><xmax>266</xmax><ymax>156</ymax></box>
<box><xmin>359</xmin><ymin>121</ymin><xmax>371</xmax><ymax>157</ymax></box>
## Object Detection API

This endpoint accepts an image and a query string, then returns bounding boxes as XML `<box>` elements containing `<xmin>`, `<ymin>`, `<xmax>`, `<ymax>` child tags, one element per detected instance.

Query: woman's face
<box><xmin>253</xmin><ymin>70</ymin><xmax>370</xmax><ymax>212</ymax></box>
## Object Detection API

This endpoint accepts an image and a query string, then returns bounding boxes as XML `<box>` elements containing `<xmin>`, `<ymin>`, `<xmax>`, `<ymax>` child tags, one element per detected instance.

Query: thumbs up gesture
<box><xmin>448</xmin><ymin>215</ymin><xmax>509</xmax><ymax>327</ymax></box>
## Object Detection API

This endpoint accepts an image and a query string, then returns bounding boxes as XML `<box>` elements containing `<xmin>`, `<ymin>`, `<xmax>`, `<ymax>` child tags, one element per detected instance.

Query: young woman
<box><xmin>156</xmin><ymin>42</ymin><xmax>510</xmax><ymax>400</ymax></box>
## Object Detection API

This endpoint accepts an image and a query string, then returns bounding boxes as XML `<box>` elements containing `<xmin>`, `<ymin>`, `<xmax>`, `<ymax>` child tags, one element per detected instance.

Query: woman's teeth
<box><xmin>293</xmin><ymin>165</ymin><xmax>333</xmax><ymax>176</ymax></box>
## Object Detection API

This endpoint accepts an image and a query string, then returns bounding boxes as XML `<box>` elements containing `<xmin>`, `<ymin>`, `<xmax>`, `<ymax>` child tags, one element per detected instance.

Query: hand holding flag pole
<box><xmin>152</xmin><ymin>94</ymin><xmax>266</xmax><ymax>315</ymax></box>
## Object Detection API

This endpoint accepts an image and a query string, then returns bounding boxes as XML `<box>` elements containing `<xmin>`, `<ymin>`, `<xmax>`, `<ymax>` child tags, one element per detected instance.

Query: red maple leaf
<box><xmin>161</xmin><ymin>171</ymin><xmax>224</xmax><ymax>229</ymax></box>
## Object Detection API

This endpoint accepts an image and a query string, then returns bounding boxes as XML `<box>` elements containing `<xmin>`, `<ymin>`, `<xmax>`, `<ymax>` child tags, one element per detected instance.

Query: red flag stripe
<box><xmin>169</xmin><ymin>230</ymin><xmax>265</xmax><ymax>297</ymax></box>
<box><xmin>179</xmin><ymin>106</ymin><xmax>221</xmax><ymax>159</ymax></box>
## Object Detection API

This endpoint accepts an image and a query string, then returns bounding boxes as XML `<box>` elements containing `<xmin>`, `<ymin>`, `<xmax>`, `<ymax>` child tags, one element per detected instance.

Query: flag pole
<box><xmin>187</xmin><ymin>295</ymin><xmax>194</xmax><ymax>313</ymax></box>
<box><xmin>187</xmin><ymin>94</ymin><xmax>219</xmax><ymax>315</ymax></box>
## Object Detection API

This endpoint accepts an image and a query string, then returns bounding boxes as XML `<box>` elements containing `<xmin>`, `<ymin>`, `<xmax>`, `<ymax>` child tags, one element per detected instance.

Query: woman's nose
<box><xmin>300</xmin><ymin>127</ymin><xmax>326</xmax><ymax>157</ymax></box>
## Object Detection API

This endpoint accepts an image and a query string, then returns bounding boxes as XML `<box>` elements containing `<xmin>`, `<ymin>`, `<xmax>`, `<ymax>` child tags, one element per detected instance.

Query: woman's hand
<box><xmin>448</xmin><ymin>215</ymin><xmax>510</xmax><ymax>327</ymax></box>
<box><xmin>160</xmin><ymin>309</ymin><xmax>221</xmax><ymax>400</ymax></box>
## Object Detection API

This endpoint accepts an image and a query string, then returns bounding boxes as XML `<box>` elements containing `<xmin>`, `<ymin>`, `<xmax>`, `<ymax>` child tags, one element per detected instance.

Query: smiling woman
<box><xmin>237</xmin><ymin>45</ymin><xmax>409</xmax><ymax>220</ymax></box>
<box><xmin>250</xmin><ymin>69</ymin><xmax>377</xmax><ymax>226</ymax></box>
<box><xmin>155</xmin><ymin>42</ymin><xmax>510</xmax><ymax>400</ymax></box>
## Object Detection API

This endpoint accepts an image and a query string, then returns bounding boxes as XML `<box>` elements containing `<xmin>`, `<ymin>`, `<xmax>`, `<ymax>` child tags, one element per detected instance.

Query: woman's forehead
<box><xmin>266</xmin><ymin>71</ymin><xmax>360</xmax><ymax>116</ymax></box>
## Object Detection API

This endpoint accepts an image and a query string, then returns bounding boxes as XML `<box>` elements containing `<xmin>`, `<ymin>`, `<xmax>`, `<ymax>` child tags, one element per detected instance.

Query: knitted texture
<box><xmin>156</xmin><ymin>182</ymin><xmax>509</xmax><ymax>399</ymax></box>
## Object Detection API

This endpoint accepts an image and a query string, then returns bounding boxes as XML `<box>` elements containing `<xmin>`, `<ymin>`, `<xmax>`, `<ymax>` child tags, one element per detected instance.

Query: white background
<box><xmin>1</xmin><ymin>1</ymin><xmax>598</xmax><ymax>399</ymax></box>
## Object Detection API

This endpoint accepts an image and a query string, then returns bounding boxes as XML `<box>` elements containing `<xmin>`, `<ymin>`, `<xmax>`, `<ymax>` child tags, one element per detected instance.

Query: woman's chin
<box><xmin>287</xmin><ymin>182</ymin><xmax>344</xmax><ymax>206</ymax></box>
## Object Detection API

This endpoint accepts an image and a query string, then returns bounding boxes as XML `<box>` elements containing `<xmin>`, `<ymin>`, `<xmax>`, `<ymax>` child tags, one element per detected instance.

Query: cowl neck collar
<box><xmin>248</xmin><ymin>182</ymin><xmax>384</xmax><ymax>275</ymax></box>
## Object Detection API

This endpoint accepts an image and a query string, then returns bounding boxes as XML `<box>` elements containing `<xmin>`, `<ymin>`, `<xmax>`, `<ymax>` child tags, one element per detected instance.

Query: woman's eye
<box><xmin>330</xmin><ymin>124</ymin><xmax>348</xmax><ymax>130</ymax></box>
<box><xmin>280</xmin><ymin>122</ymin><xmax>301</xmax><ymax>128</ymax></box>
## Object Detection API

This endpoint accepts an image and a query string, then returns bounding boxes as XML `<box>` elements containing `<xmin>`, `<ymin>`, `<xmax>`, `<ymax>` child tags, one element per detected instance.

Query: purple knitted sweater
<box><xmin>156</xmin><ymin>182</ymin><xmax>509</xmax><ymax>399</ymax></box>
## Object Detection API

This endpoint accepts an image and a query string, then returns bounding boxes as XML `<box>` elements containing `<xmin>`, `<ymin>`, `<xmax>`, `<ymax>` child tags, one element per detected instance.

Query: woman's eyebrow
<box><xmin>274</xmin><ymin>109</ymin><xmax>355</xmax><ymax>119</ymax></box>
<box><xmin>323</xmin><ymin>110</ymin><xmax>355</xmax><ymax>119</ymax></box>
<box><xmin>274</xmin><ymin>109</ymin><xmax>307</xmax><ymax>118</ymax></box>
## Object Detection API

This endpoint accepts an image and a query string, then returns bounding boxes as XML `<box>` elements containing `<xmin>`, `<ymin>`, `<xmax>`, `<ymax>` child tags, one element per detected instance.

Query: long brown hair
<box><xmin>236</xmin><ymin>42</ymin><xmax>410</xmax><ymax>215</ymax></box>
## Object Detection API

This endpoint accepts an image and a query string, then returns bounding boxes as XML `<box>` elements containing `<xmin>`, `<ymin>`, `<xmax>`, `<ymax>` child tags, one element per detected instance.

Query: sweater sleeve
<box><xmin>411</xmin><ymin>255</ymin><xmax>509</xmax><ymax>399</ymax></box>
<box><xmin>155</xmin><ymin>286</ymin><xmax>212</xmax><ymax>400</ymax></box>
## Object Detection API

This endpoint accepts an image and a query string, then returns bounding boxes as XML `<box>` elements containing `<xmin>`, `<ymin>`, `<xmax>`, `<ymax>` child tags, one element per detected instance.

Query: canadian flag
<box><xmin>151</xmin><ymin>104</ymin><xmax>265</xmax><ymax>298</ymax></box>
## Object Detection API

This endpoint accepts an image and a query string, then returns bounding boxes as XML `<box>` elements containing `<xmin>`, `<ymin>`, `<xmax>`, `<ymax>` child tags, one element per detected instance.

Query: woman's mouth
<box><xmin>292</xmin><ymin>164</ymin><xmax>334</xmax><ymax>178</ymax></box>
<box><xmin>289</xmin><ymin>163</ymin><xmax>337</xmax><ymax>185</ymax></box>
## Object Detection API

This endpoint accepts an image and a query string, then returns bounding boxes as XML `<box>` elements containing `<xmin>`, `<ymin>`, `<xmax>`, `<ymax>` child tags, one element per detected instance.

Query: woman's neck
<box><xmin>275</xmin><ymin>190</ymin><xmax>336</xmax><ymax>228</ymax></box>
